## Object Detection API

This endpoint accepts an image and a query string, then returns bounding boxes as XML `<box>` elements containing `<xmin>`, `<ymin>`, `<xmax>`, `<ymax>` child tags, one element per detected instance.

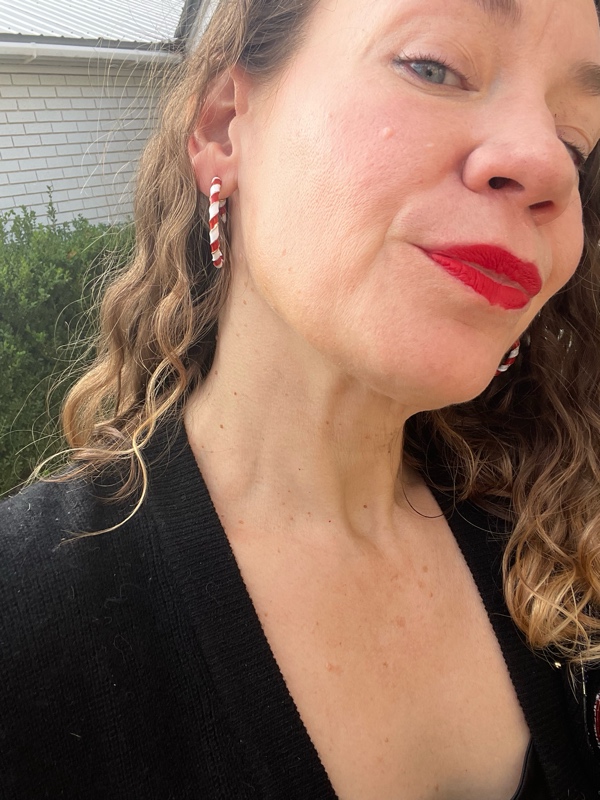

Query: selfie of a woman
<box><xmin>2</xmin><ymin>0</ymin><xmax>600</xmax><ymax>797</ymax></box>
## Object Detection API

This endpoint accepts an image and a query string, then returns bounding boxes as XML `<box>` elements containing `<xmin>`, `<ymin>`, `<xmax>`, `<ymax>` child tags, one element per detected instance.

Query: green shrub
<box><xmin>0</xmin><ymin>198</ymin><xmax>133</xmax><ymax>495</ymax></box>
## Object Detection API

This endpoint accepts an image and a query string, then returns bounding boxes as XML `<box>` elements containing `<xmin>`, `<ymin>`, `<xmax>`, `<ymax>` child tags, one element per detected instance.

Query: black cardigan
<box><xmin>1</xmin><ymin>421</ymin><xmax>599</xmax><ymax>799</ymax></box>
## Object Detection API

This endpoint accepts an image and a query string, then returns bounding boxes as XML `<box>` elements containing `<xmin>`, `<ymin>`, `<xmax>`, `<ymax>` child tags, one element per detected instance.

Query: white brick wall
<box><xmin>0</xmin><ymin>60</ymin><xmax>167</xmax><ymax>224</ymax></box>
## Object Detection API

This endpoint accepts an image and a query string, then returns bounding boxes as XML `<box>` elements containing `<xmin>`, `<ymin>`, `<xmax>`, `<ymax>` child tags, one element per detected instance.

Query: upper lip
<box><xmin>422</xmin><ymin>244</ymin><xmax>542</xmax><ymax>298</ymax></box>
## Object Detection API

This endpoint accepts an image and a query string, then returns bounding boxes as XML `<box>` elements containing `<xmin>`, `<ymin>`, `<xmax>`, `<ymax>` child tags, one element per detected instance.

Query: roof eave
<box><xmin>0</xmin><ymin>35</ymin><xmax>181</xmax><ymax>64</ymax></box>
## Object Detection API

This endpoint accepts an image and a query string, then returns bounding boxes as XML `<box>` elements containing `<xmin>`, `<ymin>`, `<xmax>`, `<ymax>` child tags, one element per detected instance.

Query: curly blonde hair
<box><xmin>61</xmin><ymin>0</ymin><xmax>600</xmax><ymax>667</ymax></box>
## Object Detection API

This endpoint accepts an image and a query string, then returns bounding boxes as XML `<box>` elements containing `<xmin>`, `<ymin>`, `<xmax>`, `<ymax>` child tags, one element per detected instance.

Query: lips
<box><xmin>421</xmin><ymin>244</ymin><xmax>542</xmax><ymax>310</ymax></box>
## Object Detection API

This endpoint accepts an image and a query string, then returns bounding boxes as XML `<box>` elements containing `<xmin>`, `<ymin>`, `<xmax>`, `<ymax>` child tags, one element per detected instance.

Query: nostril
<box><xmin>489</xmin><ymin>176</ymin><xmax>509</xmax><ymax>190</ymax></box>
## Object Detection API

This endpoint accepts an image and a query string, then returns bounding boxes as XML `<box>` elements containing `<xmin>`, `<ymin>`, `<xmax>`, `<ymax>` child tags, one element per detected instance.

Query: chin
<box><xmin>368</xmin><ymin>359</ymin><xmax>498</xmax><ymax>412</ymax></box>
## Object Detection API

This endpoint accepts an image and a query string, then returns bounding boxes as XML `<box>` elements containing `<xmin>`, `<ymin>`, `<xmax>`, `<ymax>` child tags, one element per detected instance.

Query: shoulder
<box><xmin>0</xmin><ymin>474</ymin><xmax>158</xmax><ymax>677</ymax></box>
<box><xmin>0</xmin><ymin>475</ymin><xmax>139</xmax><ymax>591</ymax></box>
<box><xmin>1</xmin><ymin>474</ymin><xmax>109</xmax><ymax>549</ymax></box>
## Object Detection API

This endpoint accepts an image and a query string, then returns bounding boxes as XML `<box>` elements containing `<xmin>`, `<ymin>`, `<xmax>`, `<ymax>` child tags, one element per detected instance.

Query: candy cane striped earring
<box><xmin>495</xmin><ymin>340</ymin><xmax>520</xmax><ymax>376</ymax></box>
<box><xmin>209</xmin><ymin>176</ymin><xmax>227</xmax><ymax>269</ymax></box>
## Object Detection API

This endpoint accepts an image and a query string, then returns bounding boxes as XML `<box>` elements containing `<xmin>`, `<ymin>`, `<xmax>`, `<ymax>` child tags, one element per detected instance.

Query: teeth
<box><xmin>465</xmin><ymin>262</ymin><xmax>521</xmax><ymax>290</ymax></box>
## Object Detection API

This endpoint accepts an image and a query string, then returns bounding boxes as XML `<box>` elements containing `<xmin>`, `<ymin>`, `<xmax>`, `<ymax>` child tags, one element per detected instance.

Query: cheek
<box><xmin>549</xmin><ymin>195</ymin><xmax>585</xmax><ymax>293</ymax></box>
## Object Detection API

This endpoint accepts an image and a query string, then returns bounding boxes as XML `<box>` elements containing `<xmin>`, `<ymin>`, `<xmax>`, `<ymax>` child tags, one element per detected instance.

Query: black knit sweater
<box><xmin>1</xmin><ymin>422</ymin><xmax>599</xmax><ymax>799</ymax></box>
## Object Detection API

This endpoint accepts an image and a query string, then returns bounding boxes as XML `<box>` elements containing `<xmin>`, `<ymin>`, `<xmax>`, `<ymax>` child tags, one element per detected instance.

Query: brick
<box><xmin>70</xmin><ymin>98</ymin><xmax>99</xmax><ymax>110</ymax></box>
<box><xmin>31</xmin><ymin>122</ymin><xmax>54</xmax><ymax>134</ymax></box>
<box><xmin>0</xmin><ymin>183</ymin><xmax>20</xmax><ymax>199</ymax></box>
<box><xmin>40</xmin><ymin>74</ymin><xmax>66</xmax><ymax>85</ymax></box>
<box><xmin>26</xmin><ymin>157</ymin><xmax>48</xmax><ymax>170</ymax></box>
<box><xmin>103</xmin><ymin>151</ymin><xmax>131</xmax><ymax>165</ymax></box>
<box><xmin>7</xmin><ymin>111</ymin><xmax>37</xmax><ymax>123</ymax></box>
<box><xmin>35</xmin><ymin>110</ymin><xmax>63</xmax><ymax>122</ymax></box>
<box><xmin>0</xmin><ymin>135</ymin><xmax>13</xmax><ymax>148</ymax></box>
<box><xmin>59</xmin><ymin>109</ymin><xmax>86</xmax><ymax>122</ymax></box>
<box><xmin>46</xmin><ymin>155</ymin><xmax>75</xmax><ymax>168</ymax></box>
<box><xmin>14</xmin><ymin>97</ymin><xmax>45</xmax><ymax>110</ymax></box>
<box><xmin>0</xmin><ymin>98</ymin><xmax>18</xmax><ymax>111</ymax></box>
<box><xmin>45</xmin><ymin>188</ymin><xmax>71</xmax><ymax>202</ymax></box>
<box><xmin>55</xmin><ymin>86</ymin><xmax>83</xmax><ymax>98</ymax></box>
<box><xmin>0</xmin><ymin>159</ymin><xmax>21</xmax><ymax>172</ymax></box>
<box><xmin>0</xmin><ymin>123</ymin><xmax>25</xmax><ymax>136</ymax></box>
<box><xmin>6</xmin><ymin>147</ymin><xmax>30</xmax><ymax>160</ymax></box>
<box><xmin>61</xmin><ymin>166</ymin><xmax>84</xmax><ymax>178</ymax></box>
<box><xmin>28</xmin><ymin>86</ymin><xmax>57</xmax><ymax>98</ymax></box>
<box><xmin>10</xmin><ymin>192</ymin><xmax>45</xmax><ymax>207</ymax></box>
<box><xmin>35</xmin><ymin>144</ymin><xmax>58</xmax><ymax>158</ymax></box>
<box><xmin>60</xmin><ymin>199</ymin><xmax>93</xmax><ymax>214</ymax></box>
<box><xmin>0</xmin><ymin>86</ymin><xmax>27</xmax><ymax>98</ymax></box>
<box><xmin>64</xmin><ymin>75</ymin><xmax>92</xmax><ymax>86</ymax></box>
<box><xmin>43</xmin><ymin>177</ymin><xmax>74</xmax><ymax>192</ymax></box>
<box><xmin>50</xmin><ymin>129</ymin><xmax>87</xmax><ymax>144</ymax></box>
<box><xmin>51</xmin><ymin>144</ymin><xmax>81</xmax><ymax>158</ymax></box>
<box><xmin>8</xmin><ymin>170</ymin><xmax>38</xmax><ymax>184</ymax></box>
<box><xmin>18</xmin><ymin>134</ymin><xmax>42</xmax><ymax>147</ymax></box>
<box><xmin>81</xmin><ymin>173</ymin><xmax>109</xmax><ymax>187</ymax></box>
<box><xmin>34</xmin><ymin>132</ymin><xmax>64</xmax><ymax>146</ymax></box>
<box><xmin>0</xmin><ymin>74</ymin><xmax>13</xmax><ymax>85</ymax></box>
<box><xmin>38</xmin><ymin>168</ymin><xmax>65</xmax><ymax>181</ymax></box>
<box><xmin>12</xmin><ymin>73</ymin><xmax>41</xmax><ymax>85</ymax></box>
<box><xmin>77</xmin><ymin>121</ymin><xmax>102</xmax><ymax>132</ymax></box>
<box><xmin>43</xmin><ymin>97</ymin><xmax>74</xmax><ymax>110</ymax></box>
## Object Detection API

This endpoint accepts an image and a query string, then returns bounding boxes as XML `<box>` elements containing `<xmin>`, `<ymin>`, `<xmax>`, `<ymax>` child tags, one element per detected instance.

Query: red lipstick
<box><xmin>421</xmin><ymin>244</ymin><xmax>542</xmax><ymax>310</ymax></box>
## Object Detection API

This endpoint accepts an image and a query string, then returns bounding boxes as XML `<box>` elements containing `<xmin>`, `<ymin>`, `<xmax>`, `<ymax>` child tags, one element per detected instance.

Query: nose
<box><xmin>462</xmin><ymin>106</ymin><xmax>579</xmax><ymax>226</ymax></box>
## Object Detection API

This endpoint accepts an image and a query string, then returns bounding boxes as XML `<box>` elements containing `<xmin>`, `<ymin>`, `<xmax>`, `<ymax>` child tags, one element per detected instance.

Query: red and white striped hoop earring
<box><xmin>209</xmin><ymin>176</ymin><xmax>227</xmax><ymax>269</ymax></box>
<box><xmin>495</xmin><ymin>340</ymin><xmax>520</xmax><ymax>376</ymax></box>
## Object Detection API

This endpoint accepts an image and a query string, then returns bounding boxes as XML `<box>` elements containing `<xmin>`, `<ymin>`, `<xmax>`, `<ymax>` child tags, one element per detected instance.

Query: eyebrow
<box><xmin>472</xmin><ymin>0</ymin><xmax>522</xmax><ymax>24</ymax></box>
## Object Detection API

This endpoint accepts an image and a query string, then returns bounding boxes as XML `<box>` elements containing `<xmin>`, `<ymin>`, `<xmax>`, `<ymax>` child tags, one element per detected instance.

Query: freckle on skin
<box><xmin>422</xmin><ymin>565</ymin><xmax>429</xmax><ymax>573</ymax></box>
<box><xmin>418</xmin><ymin>579</ymin><xmax>425</xmax><ymax>589</ymax></box>
<box><xmin>363</xmin><ymin>504</ymin><xmax>368</xmax><ymax>509</ymax></box>
<box><xmin>394</xmin><ymin>616</ymin><xmax>406</xmax><ymax>628</ymax></box>
<box><xmin>219</xmin><ymin>424</ymin><xmax>224</xmax><ymax>429</ymax></box>
<box><xmin>238</xmin><ymin>519</ymin><xmax>244</xmax><ymax>525</ymax></box>
<box><xmin>326</xmin><ymin>661</ymin><xmax>343</xmax><ymax>675</ymax></box>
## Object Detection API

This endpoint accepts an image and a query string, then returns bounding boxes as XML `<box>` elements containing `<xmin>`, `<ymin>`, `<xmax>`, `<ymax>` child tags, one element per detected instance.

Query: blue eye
<box><xmin>395</xmin><ymin>55</ymin><xmax>465</xmax><ymax>89</ymax></box>
<box><xmin>410</xmin><ymin>61</ymin><xmax>449</xmax><ymax>85</ymax></box>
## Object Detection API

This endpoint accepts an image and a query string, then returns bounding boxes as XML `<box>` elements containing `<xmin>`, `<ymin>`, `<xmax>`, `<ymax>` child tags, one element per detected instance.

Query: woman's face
<box><xmin>231</xmin><ymin>0</ymin><xmax>600</xmax><ymax>407</ymax></box>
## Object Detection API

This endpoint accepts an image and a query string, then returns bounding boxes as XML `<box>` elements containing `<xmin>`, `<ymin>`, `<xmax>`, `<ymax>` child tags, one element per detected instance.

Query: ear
<box><xmin>188</xmin><ymin>69</ymin><xmax>249</xmax><ymax>199</ymax></box>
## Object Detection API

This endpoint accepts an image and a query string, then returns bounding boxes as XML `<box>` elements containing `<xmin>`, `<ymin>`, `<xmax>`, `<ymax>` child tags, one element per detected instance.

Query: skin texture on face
<box><xmin>219</xmin><ymin>0</ymin><xmax>600</xmax><ymax>409</ymax></box>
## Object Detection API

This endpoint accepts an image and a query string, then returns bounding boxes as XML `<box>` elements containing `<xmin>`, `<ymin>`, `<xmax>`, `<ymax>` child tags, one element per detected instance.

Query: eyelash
<box><xmin>395</xmin><ymin>53</ymin><xmax>591</xmax><ymax>173</ymax></box>
<box><xmin>561</xmin><ymin>140</ymin><xmax>589</xmax><ymax>172</ymax></box>
<box><xmin>393</xmin><ymin>52</ymin><xmax>471</xmax><ymax>90</ymax></box>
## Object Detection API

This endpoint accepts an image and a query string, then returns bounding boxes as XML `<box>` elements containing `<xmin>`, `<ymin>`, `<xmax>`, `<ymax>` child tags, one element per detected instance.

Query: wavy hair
<box><xmin>60</xmin><ymin>0</ymin><xmax>600</xmax><ymax>667</ymax></box>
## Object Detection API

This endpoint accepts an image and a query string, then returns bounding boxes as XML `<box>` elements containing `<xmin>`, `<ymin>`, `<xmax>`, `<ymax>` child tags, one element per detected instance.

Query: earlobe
<box><xmin>188</xmin><ymin>70</ymin><xmax>246</xmax><ymax>198</ymax></box>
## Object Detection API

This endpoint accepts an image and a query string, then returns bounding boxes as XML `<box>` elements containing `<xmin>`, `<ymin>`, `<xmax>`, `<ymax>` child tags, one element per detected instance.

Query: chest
<box><xmin>226</xmin><ymin>519</ymin><xmax>531</xmax><ymax>800</ymax></box>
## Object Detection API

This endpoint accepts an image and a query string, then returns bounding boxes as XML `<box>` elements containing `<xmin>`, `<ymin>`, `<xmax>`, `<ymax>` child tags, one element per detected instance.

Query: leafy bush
<box><xmin>0</xmin><ymin>197</ymin><xmax>133</xmax><ymax>495</ymax></box>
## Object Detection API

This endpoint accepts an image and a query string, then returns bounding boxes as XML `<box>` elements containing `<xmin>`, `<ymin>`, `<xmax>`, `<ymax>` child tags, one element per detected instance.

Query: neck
<box><xmin>184</xmin><ymin>280</ymin><xmax>429</xmax><ymax>539</ymax></box>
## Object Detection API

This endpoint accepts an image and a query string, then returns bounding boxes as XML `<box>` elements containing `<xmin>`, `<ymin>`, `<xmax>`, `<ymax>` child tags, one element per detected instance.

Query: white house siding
<box><xmin>0</xmin><ymin>60</ymin><xmax>168</xmax><ymax>224</ymax></box>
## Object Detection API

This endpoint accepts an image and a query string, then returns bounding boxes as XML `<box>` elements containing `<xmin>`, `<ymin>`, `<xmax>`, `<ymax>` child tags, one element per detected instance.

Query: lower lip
<box><xmin>424</xmin><ymin>252</ymin><xmax>531</xmax><ymax>310</ymax></box>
